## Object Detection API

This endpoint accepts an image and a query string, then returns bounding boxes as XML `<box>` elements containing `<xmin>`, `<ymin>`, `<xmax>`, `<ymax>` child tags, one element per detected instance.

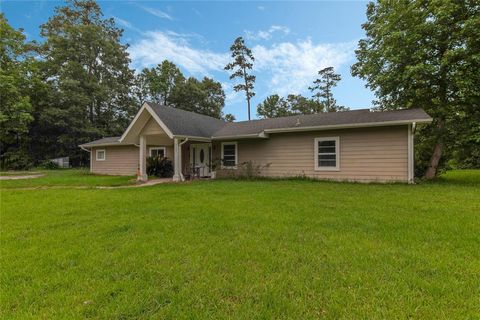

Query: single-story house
<box><xmin>79</xmin><ymin>102</ymin><xmax>432</xmax><ymax>183</ymax></box>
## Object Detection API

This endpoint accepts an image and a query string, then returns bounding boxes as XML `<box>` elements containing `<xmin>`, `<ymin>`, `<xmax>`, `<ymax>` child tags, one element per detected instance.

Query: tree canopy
<box><xmin>133</xmin><ymin>60</ymin><xmax>226</xmax><ymax>119</ymax></box>
<box><xmin>257</xmin><ymin>94</ymin><xmax>326</xmax><ymax>119</ymax></box>
<box><xmin>0</xmin><ymin>14</ymin><xmax>35</xmax><ymax>169</ymax></box>
<box><xmin>352</xmin><ymin>0</ymin><xmax>480</xmax><ymax>177</ymax></box>
<box><xmin>28</xmin><ymin>0</ymin><xmax>135</xmax><ymax>166</ymax></box>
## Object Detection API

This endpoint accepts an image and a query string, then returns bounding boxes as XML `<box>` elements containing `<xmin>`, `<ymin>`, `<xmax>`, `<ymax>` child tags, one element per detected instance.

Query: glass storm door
<box><xmin>190</xmin><ymin>144</ymin><xmax>211</xmax><ymax>177</ymax></box>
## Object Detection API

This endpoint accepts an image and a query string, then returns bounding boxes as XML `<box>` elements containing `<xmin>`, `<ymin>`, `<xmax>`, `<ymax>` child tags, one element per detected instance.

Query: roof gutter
<box><xmin>79</xmin><ymin>145</ymin><xmax>91</xmax><ymax>152</ymax></box>
<box><xmin>173</xmin><ymin>135</ymin><xmax>211</xmax><ymax>142</ymax></box>
<box><xmin>212</xmin><ymin>132</ymin><xmax>269</xmax><ymax>140</ymax></box>
<box><xmin>79</xmin><ymin>142</ymin><xmax>131</xmax><ymax>148</ymax></box>
<box><xmin>263</xmin><ymin>119</ymin><xmax>432</xmax><ymax>134</ymax></box>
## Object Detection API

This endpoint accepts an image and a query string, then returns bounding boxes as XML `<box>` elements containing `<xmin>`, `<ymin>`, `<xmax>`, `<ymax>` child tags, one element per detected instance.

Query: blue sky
<box><xmin>2</xmin><ymin>1</ymin><xmax>374</xmax><ymax>120</ymax></box>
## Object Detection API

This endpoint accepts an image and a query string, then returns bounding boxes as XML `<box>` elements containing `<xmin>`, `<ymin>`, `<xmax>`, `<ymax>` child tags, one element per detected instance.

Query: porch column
<box><xmin>173</xmin><ymin>138</ymin><xmax>181</xmax><ymax>182</ymax></box>
<box><xmin>138</xmin><ymin>135</ymin><xmax>148</xmax><ymax>181</ymax></box>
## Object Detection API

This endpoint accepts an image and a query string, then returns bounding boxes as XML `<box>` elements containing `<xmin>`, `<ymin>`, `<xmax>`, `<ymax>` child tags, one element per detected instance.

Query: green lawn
<box><xmin>0</xmin><ymin>169</ymin><xmax>135</xmax><ymax>189</ymax></box>
<box><xmin>1</xmin><ymin>170</ymin><xmax>479</xmax><ymax>319</ymax></box>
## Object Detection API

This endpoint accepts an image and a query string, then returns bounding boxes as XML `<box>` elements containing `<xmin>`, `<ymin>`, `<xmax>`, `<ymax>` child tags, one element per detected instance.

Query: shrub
<box><xmin>0</xmin><ymin>150</ymin><xmax>33</xmax><ymax>170</ymax></box>
<box><xmin>146</xmin><ymin>156</ymin><xmax>174</xmax><ymax>178</ymax></box>
<box><xmin>217</xmin><ymin>161</ymin><xmax>271</xmax><ymax>180</ymax></box>
<box><xmin>41</xmin><ymin>160</ymin><xmax>60</xmax><ymax>170</ymax></box>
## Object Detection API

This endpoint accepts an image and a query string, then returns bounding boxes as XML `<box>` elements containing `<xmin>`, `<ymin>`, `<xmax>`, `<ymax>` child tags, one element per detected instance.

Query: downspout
<box><xmin>407</xmin><ymin>122</ymin><xmax>416</xmax><ymax>184</ymax></box>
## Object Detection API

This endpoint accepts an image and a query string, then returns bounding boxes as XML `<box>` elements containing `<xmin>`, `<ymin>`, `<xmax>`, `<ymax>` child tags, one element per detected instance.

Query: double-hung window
<box><xmin>221</xmin><ymin>142</ymin><xmax>237</xmax><ymax>168</ymax></box>
<box><xmin>149</xmin><ymin>147</ymin><xmax>166</xmax><ymax>158</ymax></box>
<box><xmin>314</xmin><ymin>137</ymin><xmax>340</xmax><ymax>171</ymax></box>
<box><xmin>96</xmin><ymin>149</ymin><xmax>106</xmax><ymax>161</ymax></box>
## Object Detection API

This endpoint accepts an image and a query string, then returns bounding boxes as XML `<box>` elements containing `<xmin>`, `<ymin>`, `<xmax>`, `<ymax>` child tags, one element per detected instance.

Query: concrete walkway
<box><xmin>0</xmin><ymin>173</ymin><xmax>45</xmax><ymax>180</ymax></box>
<box><xmin>2</xmin><ymin>178</ymin><xmax>172</xmax><ymax>191</ymax></box>
<box><xmin>97</xmin><ymin>178</ymin><xmax>172</xmax><ymax>189</ymax></box>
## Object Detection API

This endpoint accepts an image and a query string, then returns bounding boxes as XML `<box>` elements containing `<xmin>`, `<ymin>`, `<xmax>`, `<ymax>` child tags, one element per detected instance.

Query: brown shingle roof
<box><xmin>148</xmin><ymin>103</ymin><xmax>226</xmax><ymax>137</ymax></box>
<box><xmin>212</xmin><ymin>108</ymin><xmax>432</xmax><ymax>138</ymax></box>
<box><xmin>80</xmin><ymin>106</ymin><xmax>432</xmax><ymax>147</ymax></box>
<box><xmin>80</xmin><ymin>136</ymin><xmax>122</xmax><ymax>147</ymax></box>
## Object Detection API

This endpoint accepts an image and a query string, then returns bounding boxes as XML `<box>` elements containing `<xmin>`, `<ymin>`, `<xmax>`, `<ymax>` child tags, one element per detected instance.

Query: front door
<box><xmin>190</xmin><ymin>144</ymin><xmax>211</xmax><ymax>177</ymax></box>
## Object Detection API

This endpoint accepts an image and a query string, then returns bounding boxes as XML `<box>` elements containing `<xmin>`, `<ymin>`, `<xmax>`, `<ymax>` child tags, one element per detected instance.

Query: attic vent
<box><xmin>295</xmin><ymin>118</ymin><xmax>301</xmax><ymax>126</ymax></box>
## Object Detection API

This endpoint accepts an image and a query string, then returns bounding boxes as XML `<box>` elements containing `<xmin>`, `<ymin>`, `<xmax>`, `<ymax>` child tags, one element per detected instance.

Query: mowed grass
<box><xmin>1</xmin><ymin>170</ymin><xmax>479</xmax><ymax>319</ymax></box>
<box><xmin>0</xmin><ymin>169</ymin><xmax>135</xmax><ymax>189</ymax></box>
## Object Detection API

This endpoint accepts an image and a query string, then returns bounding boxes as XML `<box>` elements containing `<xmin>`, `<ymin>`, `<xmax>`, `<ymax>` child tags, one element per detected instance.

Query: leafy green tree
<box><xmin>223</xmin><ymin>113</ymin><xmax>236</xmax><ymax>122</ymax></box>
<box><xmin>287</xmin><ymin>94</ymin><xmax>326</xmax><ymax>115</ymax></box>
<box><xmin>170</xmin><ymin>77</ymin><xmax>225</xmax><ymax>119</ymax></box>
<box><xmin>257</xmin><ymin>94</ymin><xmax>291</xmax><ymax>119</ymax></box>
<box><xmin>309</xmin><ymin>67</ymin><xmax>343</xmax><ymax>112</ymax></box>
<box><xmin>257</xmin><ymin>94</ymin><xmax>328</xmax><ymax>119</ymax></box>
<box><xmin>34</xmin><ymin>0</ymin><xmax>135</xmax><ymax>164</ymax></box>
<box><xmin>0</xmin><ymin>14</ymin><xmax>34</xmax><ymax>169</ymax></box>
<box><xmin>352</xmin><ymin>0</ymin><xmax>480</xmax><ymax>178</ymax></box>
<box><xmin>132</xmin><ymin>70</ymin><xmax>149</xmax><ymax>106</ymax></box>
<box><xmin>137</xmin><ymin>61</ymin><xmax>185</xmax><ymax>105</ymax></box>
<box><xmin>225</xmin><ymin>37</ymin><xmax>255</xmax><ymax>121</ymax></box>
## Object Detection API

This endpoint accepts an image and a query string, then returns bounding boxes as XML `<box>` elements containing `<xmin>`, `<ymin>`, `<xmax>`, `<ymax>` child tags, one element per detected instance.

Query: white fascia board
<box><xmin>144</xmin><ymin>103</ymin><xmax>174</xmax><ymax>139</ymax></box>
<box><xmin>211</xmin><ymin>133</ymin><xmax>269</xmax><ymax>140</ymax></box>
<box><xmin>119</xmin><ymin>102</ymin><xmax>175</xmax><ymax>142</ymax></box>
<box><xmin>119</xmin><ymin>102</ymin><xmax>149</xmax><ymax>142</ymax></box>
<box><xmin>173</xmin><ymin>135</ymin><xmax>211</xmax><ymax>142</ymax></box>
<box><xmin>263</xmin><ymin>119</ymin><xmax>432</xmax><ymax>134</ymax></box>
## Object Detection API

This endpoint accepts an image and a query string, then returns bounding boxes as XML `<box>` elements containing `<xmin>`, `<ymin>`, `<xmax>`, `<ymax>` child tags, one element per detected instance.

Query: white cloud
<box><xmin>140</xmin><ymin>6</ymin><xmax>174</xmax><ymax>20</ymax></box>
<box><xmin>129</xmin><ymin>31</ymin><xmax>228</xmax><ymax>74</ymax></box>
<box><xmin>128</xmin><ymin>30</ymin><xmax>355</xmax><ymax>103</ymax></box>
<box><xmin>113</xmin><ymin>16</ymin><xmax>142</xmax><ymax>33</ymax></box>
<box><xmin>252</xmin><ymin>40</ymin><xmax>356</xmax><ymax>95</ymax></box>
<box><xmin>245</xmin><ymin>25</ymin><xmax>290</xmax><ymax>41</ymax></box>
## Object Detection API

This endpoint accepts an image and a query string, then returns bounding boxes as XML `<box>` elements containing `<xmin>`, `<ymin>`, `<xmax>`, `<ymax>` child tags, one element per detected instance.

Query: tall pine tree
<box><xmin>225</xmin><ymin>37</ymin><xmax>255</xmax><ymax>121</ymax></box>
<box><xmin>309</xmin><ymin>67</ymin><xmax>343</xmax><ymax>112</ymax></box>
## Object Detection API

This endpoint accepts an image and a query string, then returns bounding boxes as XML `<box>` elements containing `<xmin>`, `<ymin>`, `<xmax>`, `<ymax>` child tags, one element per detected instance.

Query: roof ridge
<box><xmin>146</xmin><ymin>102</ymin><xmax>226</xmax><ymax>123</ymax></box>
<box><xmin>229</xmin><ymin>108</ymin><xmax>371</xmax><ymax>125</ymax></box>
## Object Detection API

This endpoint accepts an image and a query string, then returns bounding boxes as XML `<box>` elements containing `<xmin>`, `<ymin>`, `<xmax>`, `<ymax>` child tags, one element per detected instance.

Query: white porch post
<box><xmin>138</xmin><ymin>135</ymin><xmax>148</xmax><ymax>181</ymax></box>
<box><xmin>173</xmin><ymin>138</ymin><xmax>182</xmax><ymax>182</ymax></box>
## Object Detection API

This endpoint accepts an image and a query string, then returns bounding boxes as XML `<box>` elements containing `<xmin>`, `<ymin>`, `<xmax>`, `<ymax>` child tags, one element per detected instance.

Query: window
<box><xmin>314</xmin><ymin>137</ymin><xmax>339</xmax><ymax>171</ymax></box>
<box><xmin>149</xmin><ymin>147</ymin><xmax>166</xmax><ymax>158</ymax></box>
<box><xmin>96</xmin><ymin>149</ymin><xmax>106</xmax><ymax>161</ymax></box>
<box><xmin>221</xmin><ymin>142</ymin><xmax>237</xmax><ymax>168</ymax></box>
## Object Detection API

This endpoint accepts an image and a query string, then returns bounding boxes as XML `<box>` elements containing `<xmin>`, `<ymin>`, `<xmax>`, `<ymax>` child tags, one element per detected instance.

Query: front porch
<box><xmin>116</xmin><ymin>102</ymin><xmax>225</xmax><ymax>182</ymax></box>
<box><xmin>137</xmin><ymin>135</ymin><xmax>215</xmax><ymax>182</ymax></box>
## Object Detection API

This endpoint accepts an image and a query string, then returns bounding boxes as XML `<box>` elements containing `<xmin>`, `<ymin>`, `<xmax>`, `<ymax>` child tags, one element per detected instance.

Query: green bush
<box><xmin>0</xmin><ymin>150</ymin><xmax>33</xmax><ymax>170</ymax></box>
<box><xmin>146</xmin><ymin>156</ymin><xmax>174</xmax><ymax>178</ymax></box>
<box><xmin>41</xmin><ymin>160</ymin><xmax>60</xmax><ymax>170</ymax></box>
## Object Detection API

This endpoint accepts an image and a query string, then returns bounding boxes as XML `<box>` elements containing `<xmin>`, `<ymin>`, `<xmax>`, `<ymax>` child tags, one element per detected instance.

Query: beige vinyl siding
<box><xmin>214</xmin><ymin>125</ymin><xmax>408</xmax><ymax>182</ymax></box>
<box><xmin>91</xmin><ymin>145</ymin><xmax>138</xmax><ymax>176</ymax></box>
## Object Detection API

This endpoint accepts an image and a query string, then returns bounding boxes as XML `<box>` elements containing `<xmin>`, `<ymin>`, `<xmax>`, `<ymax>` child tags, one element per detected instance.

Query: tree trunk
<box><xmin>425</xmin><ymin>141</ymin><xmax>443</xmax><ymax>179</ymax></box>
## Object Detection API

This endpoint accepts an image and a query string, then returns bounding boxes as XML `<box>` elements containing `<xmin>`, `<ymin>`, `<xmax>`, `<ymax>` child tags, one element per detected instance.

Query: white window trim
<box><xmin>221</xmin><ymin>141</ymin><xmax>238</xmax><ymax>169</ymax></box>
<box><xmin>314</xmin><ymin>137</ymin><xmax>340</xmax><ymax>171</ymax></box>
<box><xmin>149</xmin><ymin>146</ymin><xmax>166</xmax><ymax>157</ymax></box>
<box><xmin>96</xmin><ymin>149</ymin><xmax>106</xmax><ymax>161</ymax></box>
